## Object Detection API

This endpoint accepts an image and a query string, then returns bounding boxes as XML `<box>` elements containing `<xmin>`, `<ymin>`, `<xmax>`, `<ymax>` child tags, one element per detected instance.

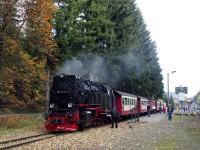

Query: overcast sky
<box><xmin>136</xmin><ymin>0</ymin><xmax>200</xmax><ymax>97</ymax></box>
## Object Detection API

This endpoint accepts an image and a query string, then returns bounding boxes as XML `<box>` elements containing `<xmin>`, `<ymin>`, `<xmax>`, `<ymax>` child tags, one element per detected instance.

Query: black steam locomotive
<box><xmin>46</xmin><ymin>74</ymin><xmax>113</xmax><ymax>131</ymax></box>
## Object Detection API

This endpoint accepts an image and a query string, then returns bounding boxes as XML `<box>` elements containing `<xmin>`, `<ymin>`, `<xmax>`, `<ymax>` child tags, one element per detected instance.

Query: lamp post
<box><xmin>167</xmin><ymin>71</ymin><xmax>176</xmax><ymax>107</ymax></box>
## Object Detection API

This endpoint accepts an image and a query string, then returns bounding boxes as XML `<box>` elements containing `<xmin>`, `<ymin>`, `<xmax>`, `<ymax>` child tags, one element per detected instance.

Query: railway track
<box><xmin>0</xmin><ymin>133</ymin><xmax>60</xmax><ymax>150</ymax></box>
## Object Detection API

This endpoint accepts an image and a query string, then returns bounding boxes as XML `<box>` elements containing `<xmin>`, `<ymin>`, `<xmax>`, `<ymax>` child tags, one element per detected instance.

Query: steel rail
<box><xmin>0</xmin><ymin>133</ymin><xmax>48</xmax><ymax>145</ymax></box>
<box><xmin>0</xmin><ymin>133</ymin><xmax>66</xmax><ymax>150</ymax></box>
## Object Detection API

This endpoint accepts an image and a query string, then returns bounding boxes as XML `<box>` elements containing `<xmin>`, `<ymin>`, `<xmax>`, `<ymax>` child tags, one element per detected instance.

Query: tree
<box><xmin>0</xmin><ymin>33</ymin><xmax>46</xmax><ymax>104</ymax></box>
<box><xmin>194</xmin><ymin>91</ymin><xmax>200</xmax><ymax>104</ymax></box>
<box><xmin>24</xmin><ymin>0</ymin><xmax>58</xmax><ymax>104</ymax></box>
<box><xmin>197</xmin><ymin>95</ymin><xmax>200</xmax><ymax>104</ymax></box>
<box><xmin>24</xmin><ymin>0</ymin><xmax>57</xmax><ymax>62</ymax></box>
<box><xmin>54</xmin><ymin>0</ymin><xmax>115</xmax><ymax>62</ymax></box>
<box><xmin>0</xmin><ymin>0</ymin><xmax>31</xmax><ymax>103</ymax></box>
<box><xmin>108</xmin><ymin>0</ymin><xmax>139</xmax><ymax>50</ymax></box>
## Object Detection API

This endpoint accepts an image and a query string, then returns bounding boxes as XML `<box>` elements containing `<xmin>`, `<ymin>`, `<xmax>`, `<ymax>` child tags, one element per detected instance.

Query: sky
<box><xmin>136</xmin><ymin>0</ymin><xmax>200</xmax><ymax>97</ymax></box>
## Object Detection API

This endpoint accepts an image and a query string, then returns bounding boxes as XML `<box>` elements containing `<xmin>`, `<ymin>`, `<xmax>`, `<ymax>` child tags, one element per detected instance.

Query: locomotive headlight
<box><xmin>50</xmin><ymin>103</ymin><xmax>55</xmax><ymax>108</ymax></box>
<box><xmin>60</xmin><ymin>74</ymin><xmax>64</xmax><ymax>78</ymax></box>
<box><xmin>68</xmin><ymin>103</ymin><xmax>72</xmax><ymax>108</ymax></box>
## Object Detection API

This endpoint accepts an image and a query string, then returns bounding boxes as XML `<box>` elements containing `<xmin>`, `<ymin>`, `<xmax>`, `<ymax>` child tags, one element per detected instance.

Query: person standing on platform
<box><xmin>167</xmin><ymin>104</ymin><xmax>173</xmax><ymax>121</ymax></box>
<box><xmin>147</xmin><ymin>105</ymin><xmax>151</xmax><ymax>117</ymax></box>
<box><xmin>163</xmin><ymin>105</ymin><xmax>166</xmax><ymax>113</ymax></box>
<box><xmin>110</xmin><ymin>108</ymin><xmax>119</xmax><ymax>128</ymax></box>
<box><xmin>159</xmin><ymin>106</ymin><xmax>162</xmax><ymax>113</ymax></box>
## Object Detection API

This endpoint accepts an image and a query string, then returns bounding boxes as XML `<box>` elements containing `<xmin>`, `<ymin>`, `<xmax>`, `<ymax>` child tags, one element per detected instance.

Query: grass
<box><xmin>0</xmin><ymin>113</ymin><xmax>45</xmax><ymax>135</ymax></box>
<box><xmin>155</xmin><ymin>116</ymin><xmax>200</xmax><ymax>150</ymax></box>
<box><xmin>185</xmin><ymin>127</ymin><xmax>200</xmax><ymax>144</ymax></box>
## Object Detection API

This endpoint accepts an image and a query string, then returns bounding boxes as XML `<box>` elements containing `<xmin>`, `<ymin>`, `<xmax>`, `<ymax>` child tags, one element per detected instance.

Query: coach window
<box><xmin>125</xmin><ymin>98</ymin><xmax>128</xmax><ymax>105</ymax></box>
<box><xmin>122</xmin><ymin>98</ymin><xmax>125</xmax><ymax>105</ymax></box>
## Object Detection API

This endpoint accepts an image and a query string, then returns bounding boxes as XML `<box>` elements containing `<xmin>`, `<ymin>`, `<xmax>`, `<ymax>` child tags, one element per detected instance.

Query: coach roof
<box><xmin>114</xmin><ymin>90</ymin><xmax>137</xmax><ymax>97</ymax></box>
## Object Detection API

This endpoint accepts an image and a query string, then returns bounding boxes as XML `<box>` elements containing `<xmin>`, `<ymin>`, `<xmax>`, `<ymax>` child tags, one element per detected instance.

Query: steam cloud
<box><xmin>57</xmin><ymin>55</ymin><xmax>109</xmax><ymax>83</ymax></box>
<box><xmin>57</xmin><ymin>52</ymin><xmax>143</xmax><ymax>86</ymax></box>
<box><xmin>118</xmin><ymin>51</ymin><xmax>143</xmax><ymax>78</ymax></box>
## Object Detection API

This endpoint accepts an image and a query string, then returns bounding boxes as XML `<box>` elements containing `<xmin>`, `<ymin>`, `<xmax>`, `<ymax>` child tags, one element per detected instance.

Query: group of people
<box><xmin>110</xmin><ymin>104</ymin><xmax>174</xmax><ymax>129</ymax></box>
<box><xmin>147</xmin><ymin>104</ymin><xmax>174</xmax><ymax>121</ymax></box>
<box><xmin>159</xmin><ymin>104</ymin><xmax>174</xmax><ymax>121</ymax></box>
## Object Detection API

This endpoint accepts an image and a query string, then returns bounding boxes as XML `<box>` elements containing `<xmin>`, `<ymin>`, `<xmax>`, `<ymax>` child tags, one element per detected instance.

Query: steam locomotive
<box><xmin>45</xmin><ymin>73</ymin><xmax>158</xmax><ymax>132</ymax></box>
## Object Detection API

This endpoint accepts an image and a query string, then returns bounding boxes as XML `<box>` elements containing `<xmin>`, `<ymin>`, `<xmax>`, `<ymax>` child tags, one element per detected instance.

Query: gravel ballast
<box><xmin>1</xmin><ymin>113</ymin><xmax>199</xmax><ymax>150</ymax></box>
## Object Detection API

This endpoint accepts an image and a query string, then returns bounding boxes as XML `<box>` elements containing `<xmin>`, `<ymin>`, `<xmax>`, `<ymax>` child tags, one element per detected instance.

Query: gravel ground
<box><xmin>2</xmin><ymin>113</ymin><xmax>200</xmax><ymax>150</ymax></box>
<box><xmin>0</xmin><ymin>130</ymin><xmax>45</xmax><ymax>142</ymax></box>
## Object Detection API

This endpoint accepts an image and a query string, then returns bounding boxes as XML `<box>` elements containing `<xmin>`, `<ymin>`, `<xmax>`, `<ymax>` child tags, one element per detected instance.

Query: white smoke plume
<box><xmin>57</xmin><ymin>51</ymin><xmax>143</xmax><ymax>86</ymax></box>
<box><xmin>57</xmin><ymin>54</ymin><xmax>109</xmax><ymax>83</ymax></box>
<box><xmin>118</xmin><ymin>51</ymin><xmax>143</xmax><ymax>78</ymax></box>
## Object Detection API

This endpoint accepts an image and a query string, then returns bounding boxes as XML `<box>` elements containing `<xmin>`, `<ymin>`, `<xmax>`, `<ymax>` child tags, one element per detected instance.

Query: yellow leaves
<box><xmin>5</xmin><ymin>67</ymin><xmax>14</xmax><ymax>74</ymax></box>
<box><xmin>1</xmin><ymin>35</ymin><xmax>19</xmax><ymax>54</ymax></box>
<box><xmin>19</xmin><ymin>51</ymin><xmax>35</xmax><ymax>66</ymax></box>
<box><xmin>26</xmin><ymin>0</ymin><xmax>57</xmax><ymax>56</ymax></box>
<box><xmin>0</xmin><ymin>36</ymin><xmax>47</xmax><ymax>104</ymax></box>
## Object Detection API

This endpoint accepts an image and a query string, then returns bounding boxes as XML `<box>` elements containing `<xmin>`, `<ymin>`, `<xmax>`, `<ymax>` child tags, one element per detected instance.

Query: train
<box><xmin>45</xmin><ymin>73</ymin><xmax>159</xmax><ymax>132</ymax></box>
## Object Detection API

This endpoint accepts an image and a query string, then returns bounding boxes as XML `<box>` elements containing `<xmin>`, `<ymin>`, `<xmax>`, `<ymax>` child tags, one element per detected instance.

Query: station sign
<box><xmin>175</xmin><ymin>86</ymin><xmax>188</xmax><ymax>94</ymax></box>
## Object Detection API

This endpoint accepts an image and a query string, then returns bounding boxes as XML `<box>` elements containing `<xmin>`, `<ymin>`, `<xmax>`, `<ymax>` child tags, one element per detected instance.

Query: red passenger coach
<box><xmin>113</xmin><ymin>91</ymin><xmax>137</xmax><ymax>116</ymax></box>
<box><xmin>139</xmin><ymin>97</ymin><xmax>148</xmax><ymax>113</ymax></box>
<box><xmin>113</xmin><ymin>91</ymin><xmax>149</xmax><ymax>116</ymax></box>
<box><xmin>149</xmin><ymin>100</ymin><xmax>157</xmax><ymax>113</ymax></box>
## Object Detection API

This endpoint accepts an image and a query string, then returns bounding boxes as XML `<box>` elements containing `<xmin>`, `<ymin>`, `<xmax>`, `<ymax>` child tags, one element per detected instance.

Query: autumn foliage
<box><xmin>0</xmin><ymin>0</ymin><xmax>56</xmax><ymax>111</ymax></box>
